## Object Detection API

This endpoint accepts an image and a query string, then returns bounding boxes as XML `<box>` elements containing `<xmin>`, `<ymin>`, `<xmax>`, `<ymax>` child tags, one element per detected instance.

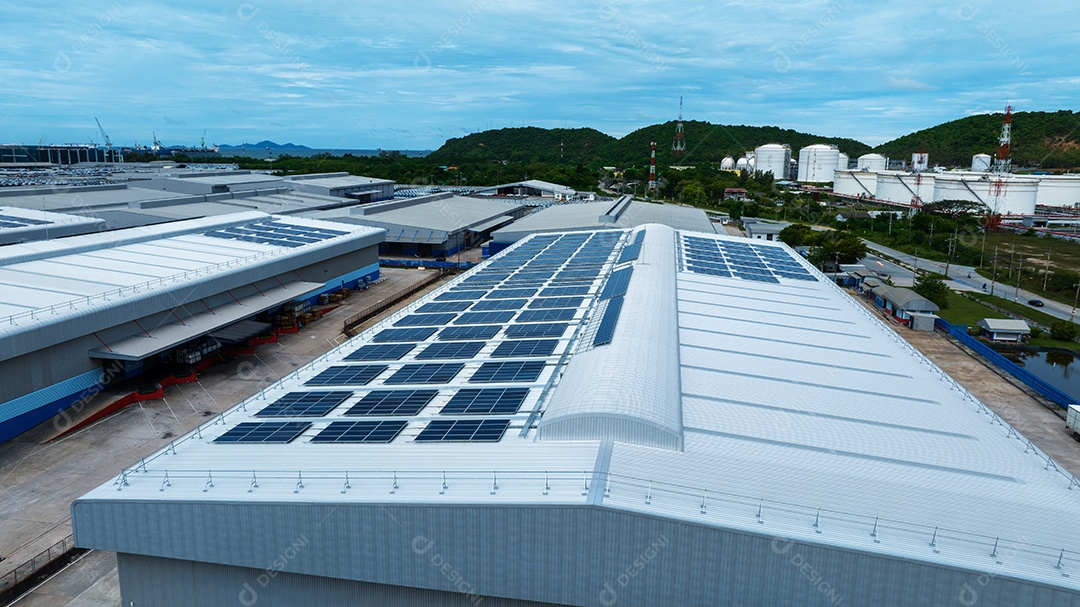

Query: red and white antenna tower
<box><xmin>672</xmin><ymin>96</ymin><xmax>686</xmax><ymax>160</ymax></box>
<box><xmin>647</xmin><ymin>141</ymin><xmax>658</xmax><ymax>195</ymax></box>
<box><xmin>989</xmin><ymin>105</ymin><xmax>1013</xmax><ymax>215</ymax></box>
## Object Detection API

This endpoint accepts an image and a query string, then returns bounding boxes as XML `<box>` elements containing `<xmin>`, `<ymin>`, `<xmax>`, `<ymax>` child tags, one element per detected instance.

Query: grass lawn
<box><xmin>980</xmin><ymin>232</ymin><xmax>1080</xmax><ymax>274</ymax></box>
<box><xmin>936</xmin><ymin>292</ymin><xmax>1006</xmax><ymax>326</ymax></box>
<box><xmin>1028</xmin><ymin>336</ymin><xmax>1080</xmax><ymax>355</ymax></box>
<box><xmin>968</xmin><ymin>292</ymin><xmax>1079</xmax><ymax>328</ymax></box>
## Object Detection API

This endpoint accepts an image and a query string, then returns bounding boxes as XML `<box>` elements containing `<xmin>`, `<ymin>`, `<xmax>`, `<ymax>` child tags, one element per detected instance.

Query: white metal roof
<box><xmin>75</xmin><ymin>224</ymin><xmax>1080</xmax><ymax>592</ymax></box>
<box><xmin>491</xmin><ymin>200</ymin><xmax>715</xmax><ymax>241</ymax></box>
<box><xmin>309</xmin><ymin>194</ymin><xmax>526</xmax><ymax>234</ymax></box>
<box><xmin>978</xmin><ymin>318</ymin><xmax>1031</xmax><ymax>332</ymax></box>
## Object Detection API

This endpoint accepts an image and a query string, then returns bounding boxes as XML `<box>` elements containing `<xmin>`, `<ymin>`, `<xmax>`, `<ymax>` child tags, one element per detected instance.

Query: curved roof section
<box><xmin>538</xmin><ymin>226</ymin><xmax>683</xmax><ymax>450</ymax></box>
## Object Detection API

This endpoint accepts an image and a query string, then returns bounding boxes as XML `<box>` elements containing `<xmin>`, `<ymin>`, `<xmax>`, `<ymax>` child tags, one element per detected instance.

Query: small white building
<box><xmin>977</xmin><ymin>318</ymin><xmax>1031</xmax><ymax>342</ymax></box>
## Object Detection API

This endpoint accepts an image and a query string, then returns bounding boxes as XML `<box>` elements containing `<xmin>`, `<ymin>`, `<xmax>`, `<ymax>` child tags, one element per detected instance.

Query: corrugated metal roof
<box><xmin>73</xmin><ymin>224</ymin><xmax>1080</xmax><ymax>593</ymax></box>
<box><xmin>978</xmin><ymin>318</ymin><xmax>1031</xmax><ymax>332</ymax></box>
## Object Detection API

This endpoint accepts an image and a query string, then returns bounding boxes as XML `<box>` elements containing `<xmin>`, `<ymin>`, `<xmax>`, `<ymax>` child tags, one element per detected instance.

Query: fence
<box><xmin>341</xmin><ymin>270</ymin><xmax>450</xmax><ymax>335</ymax></box>
<box><xmin>0</xmin><ymin>534</ymin><xmax>76</xmax><ymax>597</ymax></box>
<box><xmin>936</xmin><ymin>318</ymin><xmax>1079</xmax><ymax>409</ymax></box>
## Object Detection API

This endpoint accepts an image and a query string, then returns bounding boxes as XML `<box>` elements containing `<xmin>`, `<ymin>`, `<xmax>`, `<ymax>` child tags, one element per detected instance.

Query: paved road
<box><xmin>863</xmin><ymin>240</ymin><xmax>1078</xmax><ymax>322</ymax></box>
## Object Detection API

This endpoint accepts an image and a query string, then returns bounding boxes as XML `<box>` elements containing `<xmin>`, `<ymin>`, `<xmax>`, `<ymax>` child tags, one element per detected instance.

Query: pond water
<box><xmin>996</xmin><ymin>348</ymin><xmax>1080</xmax><ymax>401</ymax></box>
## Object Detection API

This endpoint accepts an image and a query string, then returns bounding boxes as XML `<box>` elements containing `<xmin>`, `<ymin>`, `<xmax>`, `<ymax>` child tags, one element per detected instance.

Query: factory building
<box><xmin>284</xmin><ymin>173</ymin><xmax>394</xmax><ymax>202</ymax></box>
<box><xmin>134</xmin><ymin>170</ymin><xmax>286</xmax><ymax>195</ymax></box>
<box><xmin>74</xmin><ymin>224</ymin><xmax>1080</xmax><ymax>606</ymax></box>
<box><xmin>753</xmin><ymin>143</ymin><xmax>791</xmax><ymax>179</ymax></box>
<box><xmin>0</xmin><ymin>145</ymin><xmax>123</xmax><ymax>165</ymax></box>
<box><xmin>0</xmin><ymin>212</ymin><xmax>383</xmax><ymax>444</ymax></box>
<box><xmin>307</xmin><ymin>192</ymin><xmax>528</xmax><ymax>258</ymax></box>
<box><xmin>473</xmin><ymin>180</ymin><xmax>577</xmax><ymax>199</ymax></box>
<box><xmin>0</xmin><ymin>207</ymin><xmax>106</xmax><ymax>244</ymax></box>
<box><xmin>487</xmin><ymin>195</ymin><xmax>715</xmax><ymax>252</ymax></box>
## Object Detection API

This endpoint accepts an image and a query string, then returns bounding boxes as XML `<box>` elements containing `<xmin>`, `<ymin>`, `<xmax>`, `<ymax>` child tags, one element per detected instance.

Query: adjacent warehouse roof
<box><xmin>0</xmin><ymin>206</ymin><xmax>105</xmax><ymax>244</ymax></box>
<box><xmin>284</xmin><ymin>172</ymin><xmax>393</xmax><ymax>200</ymax></box>
<box><xmin>74</xmin><ymin>224</ymin><xmax>1080</xmax><ymax>605</ymax></box>
<box><xmin>307</xmin><ymin>192</ymin><xmax>526</xmax><ymax>243</ymax></box>
<box><xmin>871</xmin><ymin>285</ymin><xmax>941</xmax><ymax>313</ymax></box>
<box><xmin>0</xmin><ymin>212</ymin><xmax>383</xmax><ymax>363</ymax></box>
<box><xmin>473</xmin><ymin>179</ymin><xmax>576</xmax><ymax>198</ymax></box>
<box><xmin>491</xmin><ymin>195</ymin><xmax>715</xmax><ymax>244</ymax></box>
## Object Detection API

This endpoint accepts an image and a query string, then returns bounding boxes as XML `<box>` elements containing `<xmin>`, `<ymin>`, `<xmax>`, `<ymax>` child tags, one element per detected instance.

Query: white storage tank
<box><xmin>837</xmin><ymin>152</ymin><xmax>849</xmax><ymax>171</ymax></box>
<box><xmin>748</xmin><ymin>157</ymin><xmax>757</xmax><ymax>171</ymax></box>
<box><xmin>735</xmin><ymin>157</ymin><xmax>750</xmax><ymax>171</ymax></box>
<box><xmin>932</xmin><ymin>174</ymin><xmax>1038</xmax><ymax>215</ymax></box>
<box><xmin>875</xmin><ymin>171</ymin><xmax>934</xmax><ymax>205</ymax></box>
<box><xmin>833</xmin><ymin>169</ymin><xmax>878</xmax><ymax>198</ymax></box>
<box><xmin>912</xmin><ymin>153</ymin><xmax>929</xmax><ymax>172</ymax></box>
<box><xmin>797</xmin><ymin>144</ymin><xmax>840</xmax><ymax>183</ymax></box>
<box><xmin>857</xmin><ymin>153</ymin><xmax>888</xmax><ymax>171</ymax></box>
<box><xmin>720</xmin><ymin>156</ymin><xmax>735</xmax><ymax>170</ymax></box>
<box><xmin>971</xmin><ymin>154</ymin><xmax>992</xmax><ymax>172</ymax></box>
<box><xmin>1035</xmin><ymin>175</ymin><xmax>1080</xmax><ymax>208</ymax></box>
<box><xmin>754</xmin><ymin>143</ymin><xmax>791</xmax><ymax>179</ymax></box>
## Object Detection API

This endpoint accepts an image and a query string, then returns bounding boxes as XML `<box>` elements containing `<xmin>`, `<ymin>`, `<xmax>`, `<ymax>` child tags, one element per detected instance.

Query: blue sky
<box><xmin>1</xmin><ymin>1</ymin><xmax>1076</xmax><ymax>151</ymax></box>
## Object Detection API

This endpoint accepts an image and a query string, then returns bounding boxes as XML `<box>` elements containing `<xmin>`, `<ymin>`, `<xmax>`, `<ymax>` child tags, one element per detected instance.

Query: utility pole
<box><xmin>990</xmin><ymin>245</ymin><xmax>999</xmax><ymax>296</ymax></box>
<box><xmin>1014</xmin><ymin>255</ymin><xmax>1024</xmax><ymax>302</ymax></box>
<box><xmin>1042</xmin><ymin>249</ymin><xmax>1051</xmax><ymax>291</ymax></box>
<box><xmin>1072</xmin><ymin>282</ymin><xmax>1080</xmax><ymax>324</ymax></box>
<box><xmin>979</xmin><ymin>230</ymin><xmax>986</xmax><ymax>268</ymax></box>
<box><xmin>945</xmin><ymin>228</ymin><xmax>958</xmax><ymax>276</ymax></box>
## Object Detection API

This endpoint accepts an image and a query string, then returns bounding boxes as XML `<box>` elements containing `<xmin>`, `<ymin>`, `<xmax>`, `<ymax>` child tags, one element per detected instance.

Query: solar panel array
<box><xmin>0</xmin><ymin>213</ymin><xmax>52</xmax><ymax>229</ymax></box>
<box><xmin>681</xmin><ymin>235</ymin><xmax>817</xmax><ymax>282</ymax></box>
<box><xmin>204</xmin><ymin>220</ymin><xmax>347</xmax><ymax>248</ymax></box>
<box><xmin>215</xmin><ymin>230</ymin><xmax>637</xmax><ymax>446</ymax></box>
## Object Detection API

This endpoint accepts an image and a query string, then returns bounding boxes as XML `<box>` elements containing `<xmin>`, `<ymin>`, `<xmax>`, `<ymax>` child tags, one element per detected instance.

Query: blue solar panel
<box><xmin>416</xmin><ymin>341</ymin><xmax>486</xmax><ymax>360</ymax></box>
<box><xmin>384</xmin><ymin>363</ymin><xmax>463</xmax><ymax>384</ymax></box>
<box><xmin>345</xmin><ymin>390</ymin><xmax>439</xmax><ymax>415</ymax></box>
<box><xmin>441</xmin><ymin>388</ymin><xmax>529</xmax><ymax>414</ymax></box>
<box><xmin>471</xmin><ymin>299</ymin><xmax>527</xmax><ymax>311</ymax></box>
<box><xmin>487</xmin><ymin>288</ymin><xmax>538</xmax><ymax>299</ymax></box>
<box><xmin>256</xmin><ymin>391</ymin><xmax>353</xmax><ymax>417</ymax></box>
<box><xmin>599</xmin><ymin>267</ymin><xmax>633</xmax><ymax>300</ymax></box>
<box><xmin>416</xmin><ymin>301</ymin><xmax>472</xmax><ymax>313</ymax></box>
<box><xmin>617</xmin><ymin>242</ymin><xmax>642</xmax><ymax>264</ymax></box>
<box><xmin>438</xmin><ymin>325</ymin><xmax>502</xmax><ymax>341</ymax></box>
<box><xmin>491</xmin><ymin>339</ymin><xmax>558</xmax><ymax>358</ymax></box>
<box><xmin>504</xmin><ymin>323</ymin><xmax>567</xmax><ymax>339</ymax></box>
<box><xmin>593</xmin><ymin>296</ymin><xmax>624</xmax><ymax>346</ymax></box>
<box><xmin>310</xmin><ymin>420</ymin><xmax>407</xmax><ymax>443</ymax></box>
<box><xmin>527</xmin><ymin>296</ymin><xmax>583</xmax><ymax>309</ymax></box>
<box><xmin>214</xmin><ymin>421</ymin><xmax>310</xmax><ymax>444</ymax></box>
<box><xmin>394</xmin><ymin>313</ymin><xmax>458</xmax><ymax>327</ymax></box>
<box><xmin>469</xmin><ymin>361</ymin><xmax>546</xmax><ymax>383</ymax></box>
<box><xmin>307</xmin><ymin>365</ymin><xmax>387</xmax><ymax>386</ymax></box>
<box><xmin>454</xmin><ymin>311</ymin><xmax>516</xmax><ymax>325</ymax></box>
<box><xmin>436</xmin><ymin>290</ymin><xmax>488</xmax><ymax>301</ymax></box>
<box><xmin>415</xmin><ymin>419</ymin><xmax>511</xmax><ymax>442</ymax></box>
<box><xmin>0</xmin><ymin>214</ymin><xmax>51</xmax><ymax>226</ymax></box>
<box><xmin>516</xmin><ymin>308</ymin><xmax>576</xmax><ymax>323</ymax></box>
<box><xmin>372</xmin><ymin>328</ymin><xmax>438</xmax><ymax>343</ymax></box>
<box><xmin>345</xmin><ymin>343</ymin><xmax>415</xmax><ymax>361</ymax></box>
<box><xmin>540</xmin><ymin>286</ymin><xmax>590</xmax><ymax>297</ymax></box>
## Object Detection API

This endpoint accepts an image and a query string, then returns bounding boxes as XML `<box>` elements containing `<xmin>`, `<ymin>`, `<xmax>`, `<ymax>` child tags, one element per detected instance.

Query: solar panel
<box><xmin>345</xmin><ymin>390</ymin><xmax>439</xmax><ymax>416</ymax></box>
<box><xmin>527</xmin><ymin>296</ymin><xmax>583</xmax><ymax>309</ymax></box>
<box><xmin>383</xmin><ymin>363</ymin><xmax>464</xmax><ymax>385</ymax></box>
<box><xmin>469</xmin><ymin>361</ymin><xmax>546</xmax><ymax>383</ymax></box>
<box><xmin>491</xmin><ymin>339</ymin><xmax>558</xmax><ymax>358</ymax></box>
<box><xmin>415</xmin><ymin>419</ymin><xmax>510</xmax><ymax>442</ymax></box>
<box><xmin>372</xmin><ymin>327</ymin><xmax>438</xmax><ymax>343</ymax></box>
<box><xmin>436</xmin><ymin>290</ymin><xmax>488</xmax><ymax>301</ymax></box>
<box><xmin>471</xmin><ymin>299</ymin><xmax>527</xmax><ymax>311</ymax></box>
<box><xmin>540</xmin><ymin>286</ymin><xmax>590</xmax><ymax>297</ymax></box>
<box><xmin>504</xmin><ymin>323</ymin><xmax>567</xmax><ymax>339</ymax></box>
<box><xmin>255</xmin><ymin>391</ymin><xmax>353</xmax><ymax>417</ymax></box>
<box><xmin>452</xmin><ymin>311</ymin><xmax>513</xmax><ymax>325</ymax></box>
<box><xmin>214</xmin><ymin>421</ymin><xmax>310</xmax><ymax>444</ymax></box>
<box><xmin>593</xmin><ymin>296</ymin><xmax>624</xmax><ymax>346</ymax></box>
<box><xmin>438</xmin><ymin>325</ymin><xmax>502</xmax><ymax>341</ymax></box>
<box><xmin>394</xmin><ymin>313</ymin><xmax>459</xmax><ymax>327</ymax></box>
<box><xmin>306</xmin><ymin>365</ymin><xmax>388</xmax><ymax>386</ymax></box>
<box><xmin>417</xmin><ymin>301</ymin><xmax>473</xmax><ymax>313</ymax></box>
<box><xmin>516</xmin><ymin>308</ymin><xmax>576</xmax><ymax>323</ymax></box>
<box><xmin>441</xmin><ymin>388</ymin><xmax>529</xmax><ymax>414</ymax></box>
<box><xmin>344</xmin><ymin>343</ymin><xmax>415</xmax><ymax>361</ymax></box>
<box><xmin>617</xmin><ymin>242</ymin><xmax>642</xmax><ymax>264</ymax></box>
<box><xmin>487</xmin><ymin>288</ymin><xmax>537</xmax><ymax>299</ymax></box>
<box><xmin>310</xmin><ymin>420</ymin><xmax>407</xmax><ymax>443</ymax></box>
<box><xmin>416</xmin><ymin>341</ymin><xmax>486</xmax><ymax>360</ymax></box>
<box><xmin>599</xmin><ymin>267</ymin><xmax>633</xmax><ymax>300</ymax></box>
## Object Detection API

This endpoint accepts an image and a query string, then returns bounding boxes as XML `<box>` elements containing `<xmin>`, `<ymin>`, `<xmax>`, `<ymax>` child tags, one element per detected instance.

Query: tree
<box><xmin>778</xmin><ymin>224</ymin><xmax>816</xmax><ymax>247</ymax></box>
<box><xmin>1049</xmin><ymin>320</ymin><xmax>1079</xmax><ymax>342</ymax></box>
<box><xmin>807</xmin><ymin>233</ymin><xmax>868</xmax><ymax>270</ymax></box>
<box><xmin>913</xmin><ymin>274</ymin><xmax>951</xmax><ymax>310</ymax></box>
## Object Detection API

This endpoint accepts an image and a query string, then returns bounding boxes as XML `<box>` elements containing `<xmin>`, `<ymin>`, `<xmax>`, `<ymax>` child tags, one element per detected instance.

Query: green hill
<box><xmin>428</xmin><ymin>127</ymin><xmax>617</xmax><ymax>164</ymax></box>
<box><xmin>873</xmin><ymin>110</ymin><xmax>1080</xmax><ymax>169</ymax></box>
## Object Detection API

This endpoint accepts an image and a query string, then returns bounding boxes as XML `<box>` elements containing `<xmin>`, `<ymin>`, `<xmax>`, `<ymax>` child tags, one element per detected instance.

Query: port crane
<box><xmin>94</xmin><ymin>117</ymin><xmax>112</xmax><ymax>152</ymax></box>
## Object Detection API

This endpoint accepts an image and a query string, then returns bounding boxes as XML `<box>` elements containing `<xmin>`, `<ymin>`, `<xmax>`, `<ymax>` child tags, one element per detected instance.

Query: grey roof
<box><xmin>73</xmin><ymin>225</ymin><xmax>1080</xmax><ymax>601</ymax></box>
<box><xmin>873</xmin><ymin>285</ymin><xmax>940</xmax><ymax>312</ymax></box>
<box><xmin>491</xmin><ymin>198</ymin><xmax>714</xmax><ymax>242</ymax></box>
<box><xmin>285</xmin><ymin>173</ymin><xmax>393</xmax><ymax>188</ymax></box>
<box><xmin>977</xmin><ymin>318</ymin><xmax>1031</xmax><ymax>332</ymax></box>
<box><xmin>474</xmin><ymin>179</ymin><xmax>576</xmax><ymax>196</ymax></box>
<box><xmin>306</xmin><ymin>193</ymin><xmax>526</xmax><ymax>236</ymax></box>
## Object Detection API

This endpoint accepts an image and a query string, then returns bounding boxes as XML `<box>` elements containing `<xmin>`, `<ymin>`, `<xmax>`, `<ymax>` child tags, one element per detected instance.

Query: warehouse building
<box><xmin>73</xmin><ymin>224</ymin><xmax>1080</xmax><ymax>606</ymax></box>
<box><xmin>0</xmin><ymin>212</ymin><xmax>383</xmax><ymax>443</ymax></box>
<box><xmin>473</xmin><ymin>179</ymin><xmax>577</xmax><ymax>199</ymax></box>
<box><xmin>487</xmin><ymin>195</ymin><xmax>715</xmax><ymax>253</ymax></box>
<box><xmin>284</xmin><ymin>173</ymin><xmax>394</xmax><ymax>202</ymax></box>
<box><xmin>307</xmin><ymin>192</ymin><xmax>529</xmax><ymax>257</ymax></box>
<box><xmin>0</xmin><ymin>206</ymin><xmax>106</xmax><ymax>244</ymax></box>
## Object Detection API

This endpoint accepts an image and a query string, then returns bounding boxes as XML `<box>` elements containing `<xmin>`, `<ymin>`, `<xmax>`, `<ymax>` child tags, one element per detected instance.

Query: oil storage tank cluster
<box><xmin>797</xmin><ymin>144</ymin><xmax>841</xmax><ymax>183</ymax></box>
<box><xmin>754</xmin><ymin>144</ymin><xmax>791</xmax><ymax>179</ymax></box>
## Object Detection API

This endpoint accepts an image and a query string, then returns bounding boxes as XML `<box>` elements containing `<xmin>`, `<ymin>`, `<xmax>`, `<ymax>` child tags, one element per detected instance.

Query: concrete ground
<box><xmin>0</xmin><ymin>267</ymin><xmax>448</xmax><ymax>606</ymax></box>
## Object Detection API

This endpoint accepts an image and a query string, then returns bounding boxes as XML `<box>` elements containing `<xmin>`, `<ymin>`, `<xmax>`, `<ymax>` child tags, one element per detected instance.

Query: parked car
<box><xmin>1028</xmin><ymin>299</ymin><xmax>1045</xmax><ymax>307</ymax></box>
